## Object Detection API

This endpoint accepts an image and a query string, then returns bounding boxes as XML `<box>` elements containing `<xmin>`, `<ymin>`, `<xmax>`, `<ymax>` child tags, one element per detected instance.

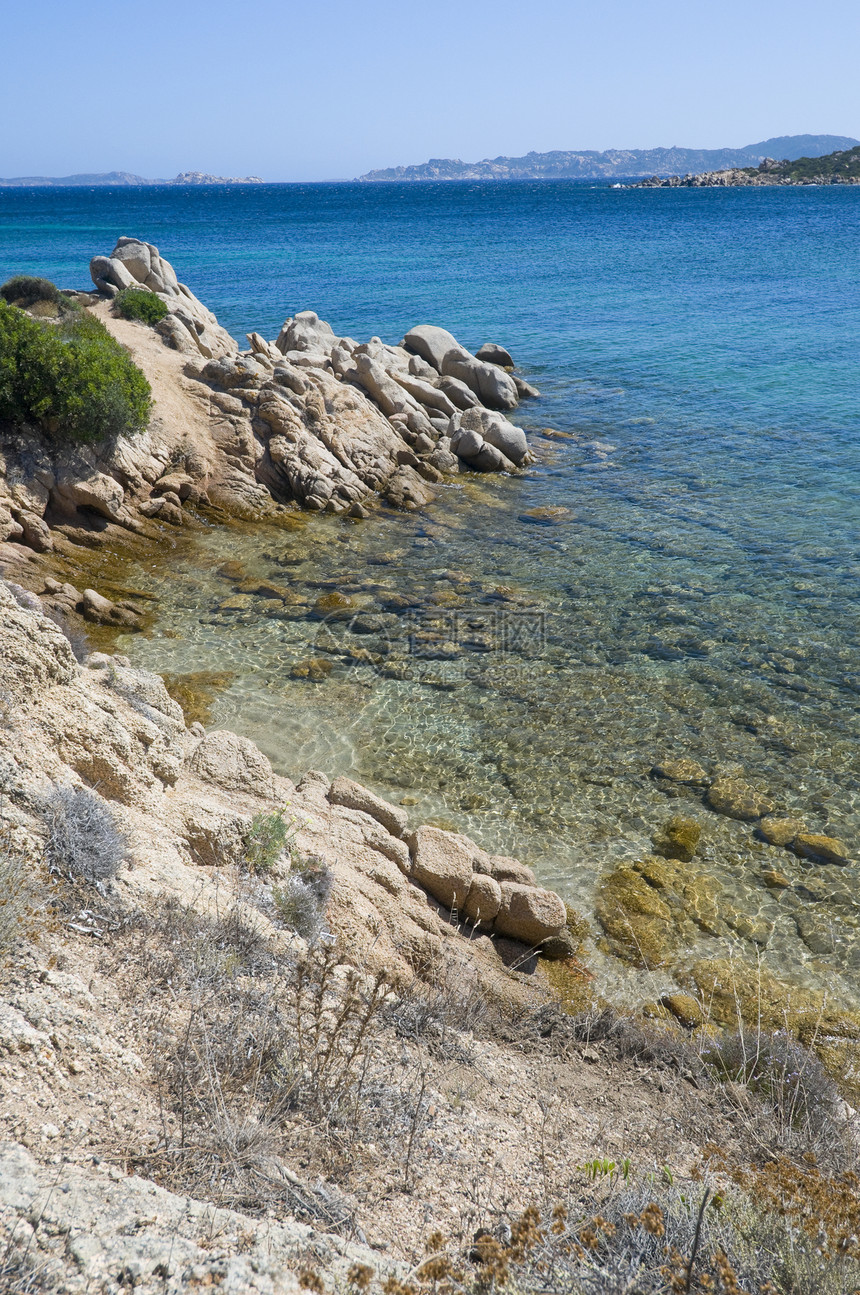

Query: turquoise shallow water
<box><xmin>2</xmin><ymin>182</ymin><xmax>859</xmax><ymax>1001</ymax></box>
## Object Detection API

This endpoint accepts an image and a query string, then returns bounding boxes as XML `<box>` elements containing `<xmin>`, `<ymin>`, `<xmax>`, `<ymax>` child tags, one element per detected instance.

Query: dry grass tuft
<box><xmin>0</xmin><ymin>824</ymin><xmax>40</xmax><ymax>966</ymax></box>
<box><xmin>110</xmin><ymin>894</ymin><xmax>435</xmax><ymax>1223</ymax></box>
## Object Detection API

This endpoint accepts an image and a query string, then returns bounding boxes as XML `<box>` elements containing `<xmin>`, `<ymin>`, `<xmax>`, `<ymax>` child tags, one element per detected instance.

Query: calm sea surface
<box><xmin>2</xmin><ymin>182</ymin><xmax>858</xmax><ymax>1001</ymax></box>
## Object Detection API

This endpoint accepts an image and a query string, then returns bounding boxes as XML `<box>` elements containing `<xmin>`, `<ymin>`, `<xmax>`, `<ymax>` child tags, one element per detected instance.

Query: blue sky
<box><xmin>3</xmin><ymin>0</ymin><xmax>858</xmax><ymax>180</ymax></box>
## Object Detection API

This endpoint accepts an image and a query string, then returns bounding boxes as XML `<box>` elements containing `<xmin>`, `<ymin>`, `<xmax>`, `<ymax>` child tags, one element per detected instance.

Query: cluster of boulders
<box><xmin>324</xmin><ymin>775</ymin><xmax>571</xmax><ymax>954</ymax></box>
<box><xmin>0</xmin><ymin>412</ymin><xmax>210</xmax><ymax>567</ymax></box>
<box><xmin>0</xmin><ymin>238</ymin><xmax>545</xmax><ymax>639</ymax></box>
<box><xmin>638</xmin><ymin>156</ymin><xmax>860</xmax><ymax>188</ymax></box>
<box><xmin>263</xmin><ymin>314</ymin><xmax>537</xmax><ymax>473</ymax></box>
<box><xmin>651</xmin><ymin>756</ymin><xmax>849</xmax><ymax>864</ymax></box>
<box><xmin>88</xmin><ymin>238</ymin><xmax>539</xmax><ymax>498</ymax></box>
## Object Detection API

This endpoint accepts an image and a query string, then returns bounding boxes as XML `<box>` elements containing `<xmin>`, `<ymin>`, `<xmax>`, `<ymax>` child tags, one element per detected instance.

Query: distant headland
<box><xmin>357</xmin><ymin>134</ymin><xmax>859</xmax><ymax>181</ymax></box>
<box><xmin>0</xmin><ymin>170</ymin><xmax>263</xmax><ymax>188</ymax></box>
<box><xmin>637</xmin><ymin>145</ymin><xmax>860</xmax><ymax>187</ymax></box>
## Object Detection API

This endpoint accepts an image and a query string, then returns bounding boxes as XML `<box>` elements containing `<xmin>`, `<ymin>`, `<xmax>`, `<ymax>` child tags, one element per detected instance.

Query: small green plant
<box><xmin>113</xmin><ymin>287</ymin><xmax>168</xmax><ymax>325</ymax></box>
<box><xmin>578</xmin><ymin>1156</ymin><xmax>632</xmax><ymax>1185</ymax></box>
<box><xmin>0</xmin><ymin>299</ymin><xmax>151</xmax><ymax>443</ymax></box>
<box><xmin>243</xmin><ymin>808</ymin><xmax>292</xmax><ymax>874</ymax></box>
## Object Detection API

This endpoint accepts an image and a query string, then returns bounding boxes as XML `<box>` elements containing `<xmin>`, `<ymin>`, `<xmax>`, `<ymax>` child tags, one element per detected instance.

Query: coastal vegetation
<box><xmin>781</xmin><ymin>144</ymin><xmax>860</xmax><ymax>181</ymax></box>
<box><xmin>243</xmin><ymin>806</ymin><xmax>294</xmax><ymax>873</ymax></box>
<box><xmin>0</xmin><ymin>289</ymin><xmax>151</xmax><ymax>443</ymax></box>
<box><xmin>0</xmin><ymin>274</ymin><xmax>68</xmax><ymax>313</ymax></box>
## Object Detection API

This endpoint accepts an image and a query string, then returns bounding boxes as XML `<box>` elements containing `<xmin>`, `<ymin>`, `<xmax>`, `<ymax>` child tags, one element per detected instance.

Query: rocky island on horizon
<box><xmin>0</xmin><ymin>170</ymin><xmax>264</xmax><ymax>188</ymax></box>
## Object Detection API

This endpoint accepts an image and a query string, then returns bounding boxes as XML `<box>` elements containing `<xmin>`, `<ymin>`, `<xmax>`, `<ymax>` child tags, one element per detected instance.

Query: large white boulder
<box><xmin>275</xmin><ymin>310</ymin><xmax>337</xmax><ymax>356</ymax></box>
<box><xmin>188</xmin><ymin>730</ymin><xmax>275</xmax><ymax>798</ymax></box>
<box><xmin>494</xmin><ymin>882</ymin><xmax>567</xmax><ymax>945</ymax></box>
<box><xmin>402</xmin><ymin>325</ymin><xmax>463</xmax><ymax>371</ymax></box>
<box><xmin>458</xmin><ymin>407</ymin><xmax>528</xmax><ymax>465</ymax></box>
<box><xmin>408</xmin><ymin>825</ymin><xmax>474</xmax><ymax>910</ymax></box>
<box><xmin>440</xmin><ymin>351</ymin><xmax>519</xmax><ymax>411</ymax></box>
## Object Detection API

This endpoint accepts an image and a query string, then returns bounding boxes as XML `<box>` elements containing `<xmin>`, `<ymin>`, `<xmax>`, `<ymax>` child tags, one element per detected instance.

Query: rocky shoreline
<box><xmin>3</xmin><ymin>578</ymin><xmax>860</xmax><ymax>1293</ymax></box>
<box><xmin>638</xmin><ymin>150</ymin><xmax>860</xmax><ymax>188</ymax></box>
<box><xmin>1</xmin><ymin>238</ymin><xmax>544</xmax><ymax>632</ymax></box>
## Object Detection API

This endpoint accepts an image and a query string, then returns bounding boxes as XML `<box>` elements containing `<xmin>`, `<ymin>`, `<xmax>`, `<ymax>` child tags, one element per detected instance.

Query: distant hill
<box><xmin>639</xmin><ymin>145</ymin><xmax>860</xmax><ymax>188</ymax></box>
<box><xmin>358</xmin><ymin>135</ymin><xmax>860</xmax><ymax>182</ymax></box>
<box><xmin>0</xmin><ymin>171</ymin><xmax>263</xmax><ymax>187</ymax></box>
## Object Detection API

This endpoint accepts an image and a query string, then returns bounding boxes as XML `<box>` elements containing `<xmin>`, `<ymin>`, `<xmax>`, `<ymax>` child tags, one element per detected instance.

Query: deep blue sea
<box><xmin>2</xmin><ymin>182</ymin><xmax>858</xmax><ymax>999</ymax></box>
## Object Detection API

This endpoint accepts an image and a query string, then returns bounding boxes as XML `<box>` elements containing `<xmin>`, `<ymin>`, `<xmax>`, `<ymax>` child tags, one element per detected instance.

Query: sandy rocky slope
<box><xmin>0</xmin><ymin>580</ymin><xmax>743</xmax><ymax>1294</ymax></box>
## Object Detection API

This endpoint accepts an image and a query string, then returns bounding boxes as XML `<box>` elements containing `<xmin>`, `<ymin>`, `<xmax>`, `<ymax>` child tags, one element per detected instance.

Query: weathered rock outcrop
<box><xmin>85</xmin><ymin>241</ymin><xmax>538</xmax><ymax>485</ymax></box>
<box><xmin>0</xmin><ymin>239</ymin><xmax>543</xmax><ymax>582</ymax></box>
<box><xmin>0</xmin><ymin>240</ymin><xmax>542</xmax><ymax>637</ymax></box>
<box><xmin>407</xmin><ymin>824</ymin><xmax>566</xmax><ymax>948</ymax></box>
<box><xmin>401</xmin><ymin>325</ymin><xmax>520</xmax><ymax>412</ymax></box>
<box><xmin>91</xmin><ymin>237</ymin><xmax>236</xmax><ymax>361</ymax></box>
<box><xmin>0</xmin><ymin>1141</ymin><xmax>391</xmax><ymax>1295</ymax></box>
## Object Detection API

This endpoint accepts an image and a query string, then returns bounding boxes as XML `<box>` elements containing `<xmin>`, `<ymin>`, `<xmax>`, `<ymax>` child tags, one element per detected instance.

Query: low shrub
<box><xmin>117</xmin><ymin>902</ymin><xmax>414</xmax><ymax>1223</ymax></box>
<box><xmin>44</xmin><ymin>785</ymin><xmax>128</xmax><ymax>886</ymax></box>
<box><xmin>701</xmin><ymin>1026</ymin><xmax>848</xmax><ymax>1163</ymax></box>
<box><xmin>113</xmin><ymin>287</ymin><xmax>168</xmax><ymax>325</ymax></box>
<box><xmin>243</xmin><ymin>808</ymin><xmax>292</xmax><ymax>874</ymax></box>
<box><xmin>0</xmin><ymin>274</ymin><xmax>63</xmax><ymax>308</ymax></box>
<box><xmin>272</xmin><ymin>863</ymin><xmax>334</xmax><ymax>944</ymax></box>
<box><xmin>0</xmin><ymin>299</ymin><xmax>151</xmax><ymax>443</ymax></box>
<box><xmin>126</xmin><ymin>894</ymin><xmax>274</xmax><ymax>990</ymax></box>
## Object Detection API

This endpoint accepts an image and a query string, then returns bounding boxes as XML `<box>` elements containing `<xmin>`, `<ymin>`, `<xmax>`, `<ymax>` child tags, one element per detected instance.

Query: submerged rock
<box><xmin>651</xmin><ymin>815</ymin><xmax>701</xmax><ymax>863</ymax></box>
<box><xmin>596</xmin><ymin>866</ymin><xmax>678</xmax><ymax>968</ymax></box>
<box><xmin>757</xmin><ymin>815</ymin><xmax>805</xmax><ymax>847</ymax></box>
<box><xmin>519</xmin><ymin>506</ymin><xmax>572</xmax><ymax>525</ymax></box>
<box><xmin>651</xmin><ymin>757</ymin><xmax>710</xmax><ymax>787</ymax></box>
<box><xmin>290</xmin><ymin>657</ymin><xmax>333</xmax><ymax>681</ymax></box>
<box><xmin>659</xmin><ymin>992</ymin><xmax>704</xmax><ymax>1029</ymax></box>
<box><xmin>706</xmin><ymin>776</ymin><xmax>775</xmax><ymax>821</ymax></box>
<box><xmin>793</xmin><ymin>832</ymin><xmax>849</xmax><ymax>865</ymax></box>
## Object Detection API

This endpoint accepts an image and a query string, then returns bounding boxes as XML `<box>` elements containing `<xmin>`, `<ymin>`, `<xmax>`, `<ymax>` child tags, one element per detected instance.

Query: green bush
<box><xmin>0</xmin><ymin>299</ymin><xmax>151</xmax><ymax>443</ymax></box>
<box><xmin>114</xmin><ymin>287</ymin><xmax>169</xmax><ymax>325</ymax></box>
<box><xmin>243</xmin><ymin>809</ymin><xmax>292</xmax><ymax>875</ymax></box>
<box><xmin>0</xmin><ymin>275</ymin><xmax>63</xmax><ymax>308</ymax></box>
